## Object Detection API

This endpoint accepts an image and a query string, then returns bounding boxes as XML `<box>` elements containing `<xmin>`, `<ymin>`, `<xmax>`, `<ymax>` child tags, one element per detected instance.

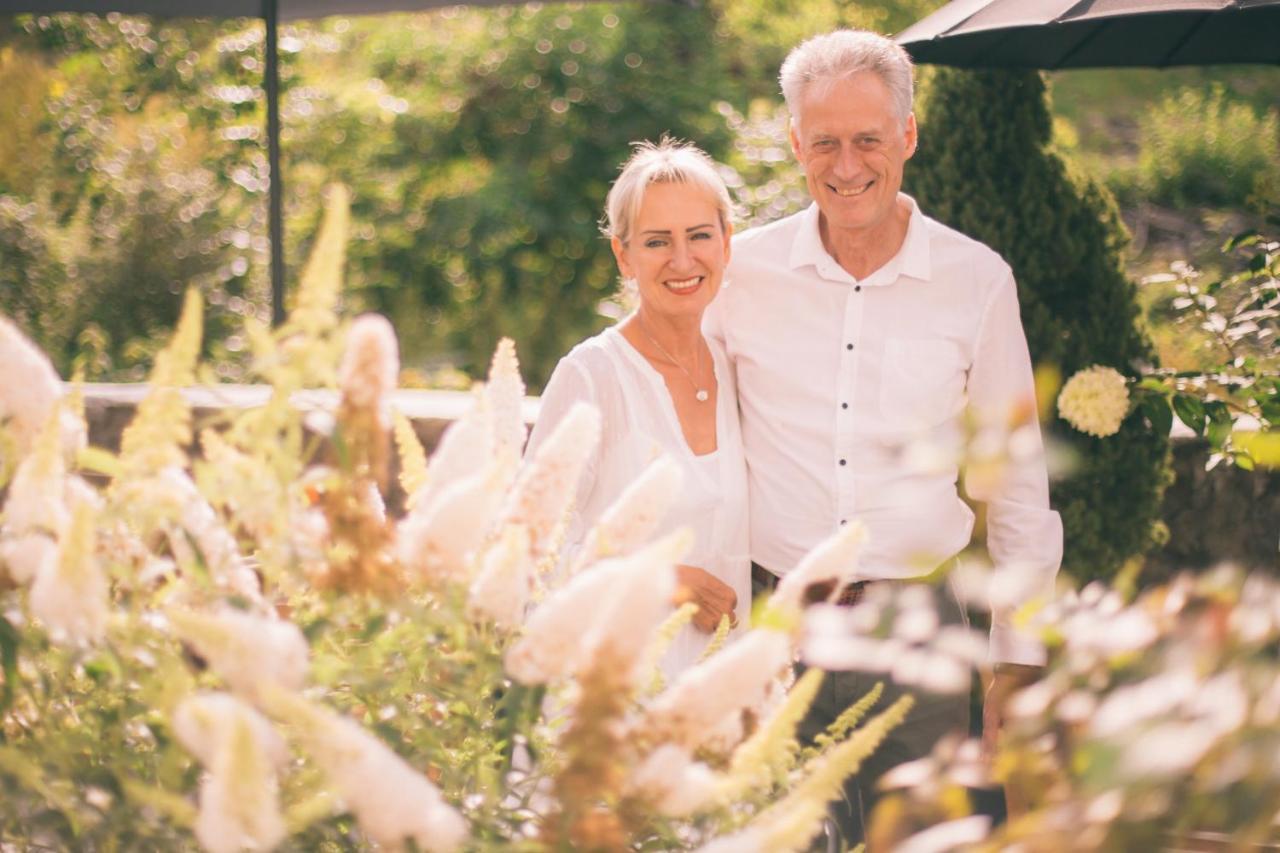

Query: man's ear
<box><xmin>610</xmin><ymin>235</ymin><xmax>632</xmax><ymax>279</ymax></box>
<box><xmin>904</xmin><ymin>112</ymin><xmax>919</xmax><ymax>160</ymax></box>
<box><xmin>788</xmin><ymin>118</ymin><xmax>803</xmax><ymax>165</ymax></box>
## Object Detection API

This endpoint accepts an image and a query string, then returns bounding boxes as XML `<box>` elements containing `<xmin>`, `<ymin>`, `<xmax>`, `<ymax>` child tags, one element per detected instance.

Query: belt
<box><xmin>752</xmin><ymin>563</ymin><xmax>871</xmax><ymax>607</ymax></box>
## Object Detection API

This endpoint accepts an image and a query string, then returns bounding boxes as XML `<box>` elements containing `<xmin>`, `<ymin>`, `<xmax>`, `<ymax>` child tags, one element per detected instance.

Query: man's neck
<box><xmin>819</xmin><ymin>195</ymin><xmax>913</xmax><ymax>281</ymax></box>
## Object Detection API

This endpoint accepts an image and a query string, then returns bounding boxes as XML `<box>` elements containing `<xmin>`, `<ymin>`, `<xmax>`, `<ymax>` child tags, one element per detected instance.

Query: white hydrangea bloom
<box><xmin>29</xmin><ymin>502</ymin><xmax>108</xmax><ymax>645</ymax></box>
<box><xmin>173</xmin><ymin>693</ymin><xmax>287</xmax><ymax>853</ymax></box>
<box><xmin>266</xmin><ymin>690</ymin><xmax>466</xmax><ymax>852</ymax></box>
<box><xmin>574</xmin><ymin>455</ymin><xmax>683</xmax><ymax>567</ymax></box>
<box><xmin>397</xmin><ymin>454</ymin><xmax>513</xmax><ymax>583</ymax></box>
<box><xmin>627</xmin><ymin>744</ymin><xmax>716</xmax><ymax>817</ymax></box>
<box><xmin>467</xmin><ymin>524</ymin><xmax>534</xmax><ymax>629</ymax></box>
<box><xmin>645</xmin><ymin>630</ymin><xmax>793</xmax><ymax>750</ymax></box>
<box><xmin>168</xmin><ymin>608</ymin><xmax>308</xmax><ymax>701</ymax></box>
<box><xmin>501</xmin><ymin>402</ymin><xmax>600</xmax><ymax>558</ymax></box>
<box><xmin>486</xmin><ymin>337</ymin><xmax>527</xmax><ymax>458</ymax></box>
<box><xmin>773</xmin><ymin>520</ymin><xmax>867</xmax><ymax>614</ymax></box>
<box><xmin>0</xmin><ymin>314</ymin><xmax>65</xmax><ymax>458</ymax></box>
<box><xmin>1057</xmin><ymin>365</ymin><xmax>1130</xmax><ymax>438</ymax></box>
<box><xmin>338</xmin><ymin>314</ymin><xmax>400</xmax><ymax>428</ymax></box>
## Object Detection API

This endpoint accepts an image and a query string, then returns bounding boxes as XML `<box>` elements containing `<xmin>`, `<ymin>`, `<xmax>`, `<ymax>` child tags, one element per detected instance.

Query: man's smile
<box><xmin>830</xmin><ymin>179</ymin><xmax>875</xmax><ymax>198</ymax></box>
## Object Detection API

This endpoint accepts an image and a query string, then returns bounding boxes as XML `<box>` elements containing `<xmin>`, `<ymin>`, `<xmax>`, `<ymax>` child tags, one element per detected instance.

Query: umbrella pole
<box><xmin>265</xmin><ymin>0</ymin><xmax>285</xmax><ymax>326</ymax></box>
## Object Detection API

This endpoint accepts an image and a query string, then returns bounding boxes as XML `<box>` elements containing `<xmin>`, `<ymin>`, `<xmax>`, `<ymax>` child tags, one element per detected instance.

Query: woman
<box><xmin>526</xmin><ymin>139</ymin><xmax>749</xmax><ymax>676</ymax></box>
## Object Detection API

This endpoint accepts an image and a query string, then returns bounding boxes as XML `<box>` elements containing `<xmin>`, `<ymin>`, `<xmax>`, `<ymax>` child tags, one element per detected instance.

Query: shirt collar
<box><xmin>787</xmin><ymin>193</ymin><xmax>933</xmax><ymax>287</ymax></box>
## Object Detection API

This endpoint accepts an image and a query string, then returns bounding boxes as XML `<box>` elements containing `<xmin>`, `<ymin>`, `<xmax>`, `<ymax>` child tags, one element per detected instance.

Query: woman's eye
<box><xmin>644</xmin><ymin>239</ymin><xmax>666</xmax><ymax>249</ymax></box>
<box><xmin>690</xmin><ymin>231</ymin><xmax>712</xmax><ymax>241</ymax></box>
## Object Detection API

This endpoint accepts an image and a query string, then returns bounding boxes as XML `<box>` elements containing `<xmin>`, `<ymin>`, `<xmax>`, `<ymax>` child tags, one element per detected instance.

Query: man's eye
<box><xmin>814</xmin><ymin>140</ymin><xmax>836</xmax><ymax>150</ymax></box>
<box><xmin>858</xmin><ymin>138</ymin><xmax>880</xmax><ymax>149</ymax></box>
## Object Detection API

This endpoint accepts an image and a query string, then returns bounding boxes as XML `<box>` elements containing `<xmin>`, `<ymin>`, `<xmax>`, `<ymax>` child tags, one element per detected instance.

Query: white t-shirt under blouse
<box><xmin>527</xmin><ymin>322</ymin><xmax>751</xmax><ymax>677</ymax></box>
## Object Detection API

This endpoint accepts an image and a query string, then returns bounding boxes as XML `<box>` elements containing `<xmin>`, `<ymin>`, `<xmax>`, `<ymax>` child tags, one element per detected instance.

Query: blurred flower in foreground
<box><xmin>803</xmin><ymin>584</ymin><xmax>984</xmax><ymax>696</ymax></box>
<box><xmin>506</xmin><ymin>529</ymin><xmax>689</xmax><ymax>686</ymax></box>
<box><xmin>263</xmin><ymin>688</ymin><xmax>467</xmax><ymax>852</ymax></box>
<box><xmin>338</xmin><ymin>314</ymin><xmax>399</xmax><ymax>430</ymax></box>
<box><xmin>172</xmin><ymin>693</ymin><xmax>287</xmax><ymax>853</ymax></box>
<box><xmin>467</xmin><ymin>523</ymin><xmax>534</xmax><ymax>629</ymax></box>
<box><xmin>1057</xmin><ymin>365</ymin><xmax>1130</xmax><ymax>437</ymax></box>
<box><xmin>29</xmin><ymin>500</ymin><xmax>108</xmax><ymax>645</ymax></box>
<box><xmin>169</xmin><ymin>607</ymin><xmax>308</xmax><ymax>701</ymax></box>
<box><xmin>0</xmin><ymin>313</ymin><xmax>80</xmax><ymax>461</ymax></box>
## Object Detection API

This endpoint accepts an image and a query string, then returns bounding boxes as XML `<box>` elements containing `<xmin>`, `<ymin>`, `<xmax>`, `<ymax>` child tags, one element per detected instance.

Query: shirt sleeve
<box><xmin>965</xmin><ymin>269</ymin><xmax>1063</xmax><ymax>667</ymax></box>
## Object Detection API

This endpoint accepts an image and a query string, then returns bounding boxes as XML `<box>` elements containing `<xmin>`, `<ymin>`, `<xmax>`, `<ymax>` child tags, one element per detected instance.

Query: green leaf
<box><xmin>1172</xmin><ymin>394</ymin><xmax>1207</xmax><ymax>436</ymax></box>
<box><xmin>1141</xmin><ymin>395</ymin><xmax>1173</xmax><ymax>438</ymax></box>
<box><xmin>0</xmin><ymin>614</ymin><xmax>19</xmax><ymax>713</ymax></box>
<box><xmin>1205</xmin><ymin>401</ymin><xmax>1233</xmax><ymax>447</ymax></box>
<box><xmin>1224</xmin><ymin>230</ymin><xmax>1260</xmax><ymax>251</ymax></box>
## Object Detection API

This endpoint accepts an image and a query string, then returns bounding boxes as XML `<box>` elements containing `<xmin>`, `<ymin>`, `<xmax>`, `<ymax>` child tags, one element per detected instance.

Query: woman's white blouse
<box><xmin>526</xmin><ymin>323</ymin><xmax>751</xmax><ymax>677</ymax></box>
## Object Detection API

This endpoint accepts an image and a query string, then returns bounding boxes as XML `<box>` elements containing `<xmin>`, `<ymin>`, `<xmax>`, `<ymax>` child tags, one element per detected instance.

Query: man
<box><xmin>705</xmin><ymin>30</ymin><xmax>1062</xmax><ymax>845</ymax></box>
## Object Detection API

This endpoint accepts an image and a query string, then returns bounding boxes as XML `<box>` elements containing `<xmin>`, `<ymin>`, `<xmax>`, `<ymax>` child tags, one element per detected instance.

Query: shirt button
<box><xmin>855</xmin><ymin>285</ymin><xmax>862</xmax><ymax>292</ymax></box>
<box><xmin>839</xmin><ymin>519</ymin><xmax>848</xmax><ymax>526</ymax></box>
<box><xmin>839</xmin><ymin>458</ymin><xmax>847</xmax><ymax>466</ymax></box>
<box><xmin>841</xmin><ymin>402</ymin><xmax>849</xmax><ymax>410</ymax></box>
<box><xmin>846</xmin><ymin>343</ymin><xmax>853</xmax><ymax>351</ymax></box>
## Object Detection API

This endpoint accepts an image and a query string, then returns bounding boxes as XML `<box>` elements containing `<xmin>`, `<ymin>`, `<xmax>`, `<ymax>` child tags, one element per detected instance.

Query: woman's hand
<box><xmin>674</xmin><ymin>565</ymin><xmax>738</xmax><ymax>633</ymax></box>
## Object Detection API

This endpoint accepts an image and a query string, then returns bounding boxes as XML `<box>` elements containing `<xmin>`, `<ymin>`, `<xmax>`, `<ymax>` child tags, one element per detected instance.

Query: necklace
<box><xmin>638</xmin><ymin>319</ymin><xmax>710</xmax><ymax>403</ymax></box>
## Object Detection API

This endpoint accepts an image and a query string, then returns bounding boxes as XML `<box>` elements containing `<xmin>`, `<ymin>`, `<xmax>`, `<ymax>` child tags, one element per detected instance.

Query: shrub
<box><xmin>905</xmin><ymin>68</ymin><xmax>1171</xmax><ymax>585</ymax></box>
<box><xmin>1137</xmin><ymin>84</ymin><xmax>1280</xmax><ymax>212</ymax></box>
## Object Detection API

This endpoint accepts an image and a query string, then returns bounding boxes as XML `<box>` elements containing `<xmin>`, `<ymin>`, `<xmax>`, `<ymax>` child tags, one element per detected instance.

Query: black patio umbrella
<box><xmin>0</xmin><ymin>0</ymin><xmax>535</xmax><ymax>325</ymax></box>
<box><xmin>897</xmin><ymin>0</ymin><xmax>1280</xmax><ymax>69</ymax></box>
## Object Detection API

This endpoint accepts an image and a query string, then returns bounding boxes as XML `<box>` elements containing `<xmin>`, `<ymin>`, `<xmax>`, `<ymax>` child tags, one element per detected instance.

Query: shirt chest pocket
<box><xmin>878</xmin><ymin>338</ymin><xmax>969</xmax><ymax>429</ymax></box>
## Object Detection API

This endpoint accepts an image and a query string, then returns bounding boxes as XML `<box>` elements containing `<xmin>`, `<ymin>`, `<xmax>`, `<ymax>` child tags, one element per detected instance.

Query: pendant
<box><xmin>695</xmin><ymin>389</ymin><xmax>709</xmax><ymax>402</ymax></box>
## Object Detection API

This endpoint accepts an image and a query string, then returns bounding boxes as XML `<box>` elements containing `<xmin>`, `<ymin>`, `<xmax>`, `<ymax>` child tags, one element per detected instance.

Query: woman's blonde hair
<box><xmin>601</xmin><ymin>137</ymin><xmax>733</xmax><ymax>245</ymax></box>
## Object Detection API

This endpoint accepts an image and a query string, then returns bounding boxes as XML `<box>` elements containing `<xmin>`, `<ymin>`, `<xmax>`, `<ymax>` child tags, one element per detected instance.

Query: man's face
<box><xmin>789</xmin><ymin>71</ymin><xmax>917</xmax><ymax>237</ymax></box>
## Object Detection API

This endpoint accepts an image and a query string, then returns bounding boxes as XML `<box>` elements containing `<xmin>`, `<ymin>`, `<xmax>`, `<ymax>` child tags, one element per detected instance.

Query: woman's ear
<box><xmin>610</xmin><ymin>235</ymin><xmax>632</xmax><ymax>279</ymax></box>
<box><xmin>723</xmin><ymin>221</ymin><xmax>734</xmax><ymax>264</ymax></box>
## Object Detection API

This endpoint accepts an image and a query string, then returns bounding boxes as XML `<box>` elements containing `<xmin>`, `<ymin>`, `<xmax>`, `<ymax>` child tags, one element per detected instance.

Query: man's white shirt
<box><xmin>707</xmin><ymin>195</ymin><xmax>1062</xmax><ymax>665</ymax></box>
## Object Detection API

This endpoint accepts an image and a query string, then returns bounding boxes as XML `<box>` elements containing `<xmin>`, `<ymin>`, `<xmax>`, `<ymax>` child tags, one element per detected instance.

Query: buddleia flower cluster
<box><xmin>0</xmin><ymin>188</ymin><xmax>921</xmax><ymax>852</ymax></box>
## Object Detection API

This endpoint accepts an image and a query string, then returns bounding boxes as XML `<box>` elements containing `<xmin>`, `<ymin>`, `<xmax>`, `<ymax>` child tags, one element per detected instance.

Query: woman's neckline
<box><xmin>606</xmin><ymin>323</ymin><xmax>720</xmax><ymax>459</ymax></box>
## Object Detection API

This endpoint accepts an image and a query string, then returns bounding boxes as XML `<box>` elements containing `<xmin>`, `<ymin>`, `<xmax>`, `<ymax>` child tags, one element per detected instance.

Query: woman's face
<box><xmin>612</xmin><ymin>181</ymin><xmax>732</xmax><ymax>322</ymax></box>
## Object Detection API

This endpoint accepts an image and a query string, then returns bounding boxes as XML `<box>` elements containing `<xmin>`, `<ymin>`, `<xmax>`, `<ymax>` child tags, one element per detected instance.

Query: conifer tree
<box><xmin>905</xmin><ymin>68</ymin><xmax>1170</xmax><ymax>583</ymax></box>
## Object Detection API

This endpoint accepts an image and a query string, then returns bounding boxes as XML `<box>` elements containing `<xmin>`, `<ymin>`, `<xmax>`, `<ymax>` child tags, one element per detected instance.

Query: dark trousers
<box><xmin>754</xmin><ymin>564</ymin><xmax>970</xmax><ymax>850</ymax></box>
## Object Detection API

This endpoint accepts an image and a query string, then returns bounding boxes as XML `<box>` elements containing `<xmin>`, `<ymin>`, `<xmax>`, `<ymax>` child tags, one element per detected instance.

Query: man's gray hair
<box><xmin>779</xmin><ymin>30</ymin><xmax>915</xmax><ymax>125</ymax></box>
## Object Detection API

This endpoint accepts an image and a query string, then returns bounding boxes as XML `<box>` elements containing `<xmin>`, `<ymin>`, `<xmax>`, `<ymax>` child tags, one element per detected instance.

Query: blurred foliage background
<box><xmin>1</xmin><ymin>1</ymin><xmax>1275</xmax><ymax>386</ymax></box>
<box><xmin>0</xmin><ymin>0</ymin><xmax>1276</xmax><ymax>580</ymax></box>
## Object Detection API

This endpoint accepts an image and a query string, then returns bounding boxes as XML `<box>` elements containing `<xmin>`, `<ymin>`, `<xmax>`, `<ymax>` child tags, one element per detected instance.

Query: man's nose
<box><xmin>833</xmin><ymin>144</ymin><xmax>861</xmax><ymax>180</ymax></box>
